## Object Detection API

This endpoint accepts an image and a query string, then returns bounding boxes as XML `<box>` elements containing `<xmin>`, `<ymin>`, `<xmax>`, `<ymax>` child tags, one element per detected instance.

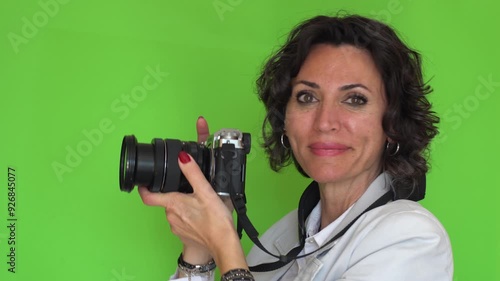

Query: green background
<box><xmin>1</xmin><ymin>0</ymin><xmax>499</xmax><ymax>280</ymax></box>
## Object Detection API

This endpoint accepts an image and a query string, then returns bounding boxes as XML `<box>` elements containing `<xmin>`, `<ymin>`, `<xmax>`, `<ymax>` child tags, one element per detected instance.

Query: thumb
<box><xmin>138</xmin><ymin>186</ymin><xmax>177</xmax><ymax>207</ymax></box>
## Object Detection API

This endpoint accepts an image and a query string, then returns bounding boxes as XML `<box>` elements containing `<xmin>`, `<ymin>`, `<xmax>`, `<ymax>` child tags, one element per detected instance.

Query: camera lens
<box><xmin>119</xmin><ymin>135</ymin><xmax>209</xmax><ymax>193</ymax></box>
<box><xmin>120</xmin><ymin>136</ymin><xmax>138</xmax><ymax>192</ymax></box>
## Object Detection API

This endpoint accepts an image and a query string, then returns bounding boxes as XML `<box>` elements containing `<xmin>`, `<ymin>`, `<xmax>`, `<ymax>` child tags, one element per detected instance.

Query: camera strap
<box><xmin>230</xmin><ymin>181</ymin><xmax>394</xmax><ymax>272</ymax></box>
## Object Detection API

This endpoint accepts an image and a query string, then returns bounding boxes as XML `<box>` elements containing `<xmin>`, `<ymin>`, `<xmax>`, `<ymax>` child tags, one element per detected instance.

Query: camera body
<box><xmin>119</xmin><ymin>129</ymin><xmax>251</xmax><ymax>197</ymax></box>
<box><xmin>204</xmin><ymin>129</ymin><xmax>251</xmax><ymax>197</ymax></box>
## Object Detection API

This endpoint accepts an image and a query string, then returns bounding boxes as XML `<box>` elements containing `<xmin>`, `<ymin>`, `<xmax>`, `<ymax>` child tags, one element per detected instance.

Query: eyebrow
<box><xmin>294</xmin><ymin>80</ymin><xmax>320</xmax><ymax>89</ymax></box>
<box><xmin>339</xmin><ymin>83</ymin><xmax>371</xmax><ymax>92</ymax></box>
<box><xmin>294</xmin><ymin>80</ymin><xmax>371</xmax><ymax>93</ymax></box>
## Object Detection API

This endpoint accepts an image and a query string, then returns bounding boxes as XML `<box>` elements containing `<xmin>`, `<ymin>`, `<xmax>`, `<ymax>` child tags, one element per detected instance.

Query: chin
<box><xmin>304</xmin><ymin>168</ymin><xmax>346</xmax><ymax>184</ymax></box>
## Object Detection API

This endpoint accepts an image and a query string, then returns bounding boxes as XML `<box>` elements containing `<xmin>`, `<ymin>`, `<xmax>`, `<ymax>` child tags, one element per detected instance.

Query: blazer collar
<box><xmin>273</xmin><ymin>172</ymin><xmax>392</xmax><ymax>255</ymax></box>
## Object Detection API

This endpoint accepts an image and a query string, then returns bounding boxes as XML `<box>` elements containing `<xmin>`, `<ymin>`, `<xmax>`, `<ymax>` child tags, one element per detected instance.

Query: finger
<box><xmin>222</xmin><ymin>196</ymin><xmax>235</xmax><ymax>212</ymax></box>
<box><xmin>138</xmin><ymin>186</ymin><xmax>177</xmax><ymax>208</ymax></box>
<box><xmin>178</xmin><ymin>151</ymin><xmax>215</xmax><ymax>196</ymax></box>
<box><xmin>196</xmin><ymin>116</ymin><xmax>210</xmax><ymax>143</ymax></box>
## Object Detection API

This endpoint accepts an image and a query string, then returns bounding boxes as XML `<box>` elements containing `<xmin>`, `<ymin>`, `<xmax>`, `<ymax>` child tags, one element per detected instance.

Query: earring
<box><xmin>386</xmin><ymin>141</ymin><xmax>400</xmax><ymax>156</ymax></box>
<box><xmin>280</xmin><ymin>133</ymin><xmax>289</xmax><ymax>149</ymax></box>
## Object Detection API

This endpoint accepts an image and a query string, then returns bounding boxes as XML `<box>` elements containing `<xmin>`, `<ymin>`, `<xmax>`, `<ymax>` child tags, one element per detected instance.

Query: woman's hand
<box><xmin>138</xmin><ymin>117</ymin><xmax>248</xmax><ymax>272</ymax></box>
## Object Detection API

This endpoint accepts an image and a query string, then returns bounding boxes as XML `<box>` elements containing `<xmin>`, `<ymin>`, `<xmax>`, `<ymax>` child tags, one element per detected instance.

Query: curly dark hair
<box><xmin>256</xmin><ymin>14</ymin><xmax>439</xmax><ymax>196</ymax></box>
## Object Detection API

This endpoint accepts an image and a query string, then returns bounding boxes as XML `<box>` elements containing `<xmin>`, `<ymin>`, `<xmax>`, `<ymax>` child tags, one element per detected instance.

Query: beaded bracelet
<box><xmin>177</xmin><ymin>253</ymin><xmax>216</xmax><ymax>280</ymax></box>
<box><xmin>220</xmin><ymin>268</ymin><xmax>255</xmax><ymax>281</ymax></box>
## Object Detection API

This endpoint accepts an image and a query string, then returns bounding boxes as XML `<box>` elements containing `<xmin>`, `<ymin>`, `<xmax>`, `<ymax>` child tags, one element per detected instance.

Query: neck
<box><xmin>318</xmin><ymin>170</ymin><xmax>381</xmax><ymax>229</ymax></box>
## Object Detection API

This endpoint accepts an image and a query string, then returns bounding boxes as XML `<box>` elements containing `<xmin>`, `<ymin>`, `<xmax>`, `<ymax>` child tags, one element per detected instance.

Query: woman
<box><xmin>139</xmin><ymin>14</ymin><xmax>453</xmax><ymax>280</ymax></box>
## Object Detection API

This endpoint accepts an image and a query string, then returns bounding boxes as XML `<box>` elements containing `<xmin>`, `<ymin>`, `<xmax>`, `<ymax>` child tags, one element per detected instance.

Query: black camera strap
<box><xmin>230</xmin><ymin>181</ymin><xmax>394</xmax><ymax>273</ymax></box>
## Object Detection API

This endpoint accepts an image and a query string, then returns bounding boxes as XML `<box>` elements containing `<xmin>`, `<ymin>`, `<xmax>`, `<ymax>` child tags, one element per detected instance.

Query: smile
<box><xmin>309</xmin><ymin>143</ymin><xmax>350</xmax><ymax>156</ymax></box>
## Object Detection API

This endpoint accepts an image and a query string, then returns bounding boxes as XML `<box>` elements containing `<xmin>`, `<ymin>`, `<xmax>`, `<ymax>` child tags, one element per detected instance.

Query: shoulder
<box><xmin>349</xmin><ymin>199</ymin><xmax>451</xmax><ymax>250</ymax></box>
<box><xmin>259</xmin><ymin>209</ymin><xmax>298</xmax><ymax>240</ymax></box>
<box><xmin>326</xmin><ymin>199</ymin><xmax>454</xmax><ymax>280</ymax></box>
<box><xmin>363</xmin><ymin>199</ymin><xmax>449</xmax><ymax>235</ymax></box>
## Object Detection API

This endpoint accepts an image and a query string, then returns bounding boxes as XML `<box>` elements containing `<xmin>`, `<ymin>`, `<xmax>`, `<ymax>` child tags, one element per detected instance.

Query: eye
<box><xmin>343</xmin><ymin>93</ymin><xmax>367</xmax><ymax>106</ymax></box>
<box><xmin>296</xmin><ymin>91</ymin><xmax>318</xmax><ymax>104</ymax></box>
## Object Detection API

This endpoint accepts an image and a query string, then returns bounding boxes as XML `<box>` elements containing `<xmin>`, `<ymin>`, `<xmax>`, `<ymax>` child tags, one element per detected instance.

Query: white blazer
<box><xmin>247</xmin><ymin>175</ymin><xmax>454</xmax><ymax>281</ymax></box>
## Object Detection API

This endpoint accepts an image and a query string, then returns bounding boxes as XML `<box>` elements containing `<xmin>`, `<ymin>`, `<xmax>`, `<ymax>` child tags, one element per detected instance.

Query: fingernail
<box><xmin>178</xmin><ymin>151</ymin><xmax>191</xmax><ymax>164</ymax></box>
<box><xmin>197</xmin><ymin>116</ymin><xmax>204</xmax><ymax>120</ymax></box>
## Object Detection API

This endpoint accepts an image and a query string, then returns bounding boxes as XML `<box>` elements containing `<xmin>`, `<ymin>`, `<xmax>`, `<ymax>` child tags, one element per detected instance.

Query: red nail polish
<box><xmin>178</xmin><ymin>151</ymin><xmax>191</xmax><ymax>164</ymax></box>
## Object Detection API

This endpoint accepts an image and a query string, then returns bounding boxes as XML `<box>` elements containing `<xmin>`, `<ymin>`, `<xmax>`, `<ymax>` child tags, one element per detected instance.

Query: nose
<box><xmin>314</xmin><ymin>103</ymin><xmax>340</xmax><ymax>132</ymax></box>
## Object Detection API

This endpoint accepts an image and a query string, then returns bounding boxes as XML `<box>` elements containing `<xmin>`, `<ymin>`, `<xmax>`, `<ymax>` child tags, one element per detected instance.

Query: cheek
<box><xmin>284</xmin><ymin>110</ymin><xmax>303</xmax><ymax>135</ymax></box>
<box><xmin>349</xmin><ymin>116</ymin><xmax>386</xmax><ymax>146</ymax></box>
<box><xmin>284</xmin><ymin>116</ymin><xmax>306</xmax><ymax>154</ymax></box>
<box><xmin>284</xmin><ymin>126</ymin><xmax>299</xmax><ymax>151</ymax></box>
<box><xmin>366</xmin><ymin>130</ymin><xmax>386</xmax><ymax>156</ymax></box>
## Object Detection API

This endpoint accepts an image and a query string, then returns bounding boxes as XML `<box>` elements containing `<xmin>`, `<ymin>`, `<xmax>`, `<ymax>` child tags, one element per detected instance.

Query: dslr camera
<box><xmin>119</xmin><ymin>129</ymin><xmax>251</xmax><ymax>197</ymax></box>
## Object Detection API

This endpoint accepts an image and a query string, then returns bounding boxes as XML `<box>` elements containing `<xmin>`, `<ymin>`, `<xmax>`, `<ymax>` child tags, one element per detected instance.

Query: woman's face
<box><xmin>285</xmin><ymin>44</ymin><xmax>387</xmax><ymax>185</ymax></box>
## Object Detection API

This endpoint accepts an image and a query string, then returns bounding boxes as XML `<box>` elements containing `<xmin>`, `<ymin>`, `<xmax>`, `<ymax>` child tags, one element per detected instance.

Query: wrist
<box><xmin>182</xmin><ymin>245</ymin><xmax>212</xmax><ymax>265</ymax></box>
<box><xmin>221</xmin><ymin>268</ymin><xmax>254</xmax><ymax>281</ymax></box>
<box><xmin>210</xmin><ymin>231</ymin><xmax>248</xmax><ymax>274</ymax></box>
<box><xmin>177</xmin><ymin>253</ymin><xmax>215</xmax><ymax>279</ymax></box>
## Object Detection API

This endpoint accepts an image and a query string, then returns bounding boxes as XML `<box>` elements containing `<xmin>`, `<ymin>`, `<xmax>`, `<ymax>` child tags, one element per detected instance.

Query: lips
<box><xmin>309</xmin><ymin>142</ymin><xmax>350</xmax><ymax>156</ymax></box>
